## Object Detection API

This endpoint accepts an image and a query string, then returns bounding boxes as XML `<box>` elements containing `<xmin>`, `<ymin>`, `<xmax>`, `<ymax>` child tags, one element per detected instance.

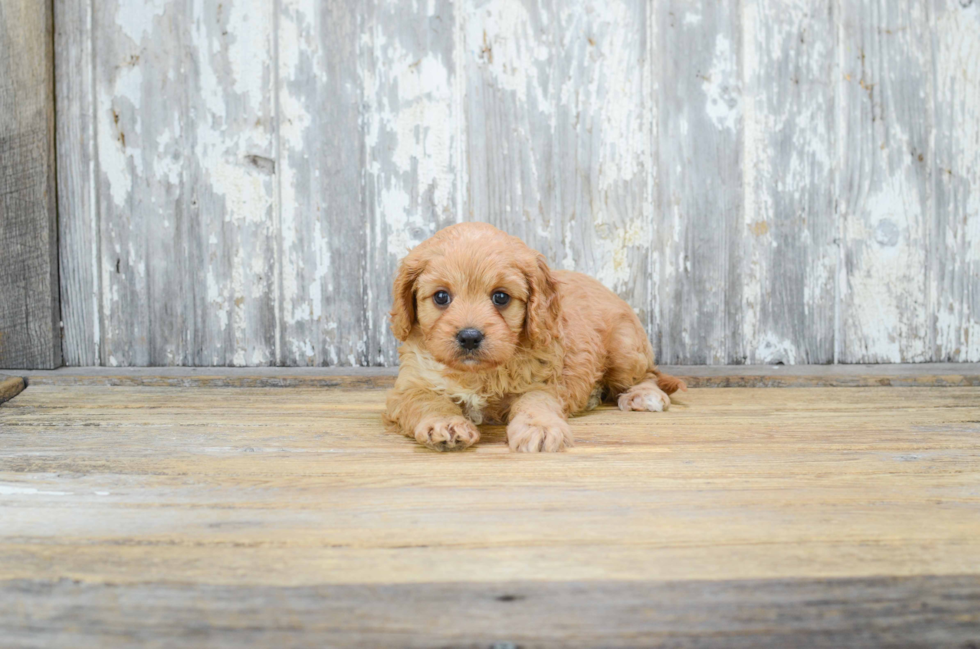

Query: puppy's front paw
<box><xmin>618</xmin><ymin>383</ymin><xmax>671</xmax><ymax>412</ymax></box>
<box><xmin>507</xmin><ymin>413</ymin><xmax>573</xmax><ymax>453</ymax></box>
<box><xmin>414</xmin><ymin>416</ymin><xmax>480</xmax><ymax>451</ymax></box>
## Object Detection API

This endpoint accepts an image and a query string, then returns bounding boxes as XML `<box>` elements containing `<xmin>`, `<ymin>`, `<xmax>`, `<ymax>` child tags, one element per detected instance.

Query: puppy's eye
<box><xmin>492</xmin><ymin>291</ymin><xmax>511</xmax><ymax>307</ymax></box>
<box><xmin>433</xmin><ymin>290</ymin><xmax>452</xmax><ymax>307</ymax></box>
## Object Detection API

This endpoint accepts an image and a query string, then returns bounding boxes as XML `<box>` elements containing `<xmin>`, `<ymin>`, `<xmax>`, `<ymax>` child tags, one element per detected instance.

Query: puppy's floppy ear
<box><xmin>389</xmin><ymin>248</ymin><xmax>427</xmax><ymax>342</ymax></box>
<box><xmin>523</xmin><ymin>253</ymin><xmax>561</xmax><ymax>345</ymax></box>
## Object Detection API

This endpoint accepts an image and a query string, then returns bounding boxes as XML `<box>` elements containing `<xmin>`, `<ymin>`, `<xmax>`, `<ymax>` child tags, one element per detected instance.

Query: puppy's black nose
<box><xmin>456</xmin><ymin>328</ymin><xmax>484</xmax><ymax>351</ymax></box>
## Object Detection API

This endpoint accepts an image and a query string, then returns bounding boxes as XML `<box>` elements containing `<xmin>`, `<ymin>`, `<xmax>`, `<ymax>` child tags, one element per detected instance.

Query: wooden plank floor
<box><xmin>1</xmin><ymin>384</ymin><xmax>979</xmax><ymax>647</ymax></box>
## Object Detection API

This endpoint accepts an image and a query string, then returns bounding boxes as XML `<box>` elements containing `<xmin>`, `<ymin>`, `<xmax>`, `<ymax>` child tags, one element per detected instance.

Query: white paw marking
<box><xmin>415</xmin><ymin>417</ymin><xmax>480</xmax><ymax>452</ymax></box>
<box><xmin>507</xmin><ymin>413</ymin><xmax>573</xmax><ymax>453</ymax></box>
<box><xmin>642</xmin><ymin>392</ymin><xmax>668</xmax><ymax>412</ymax></box>
<box><xmin>618</xmin><ymin>384</ymin><xmax>671</xmax><ymax>412</ymax></box>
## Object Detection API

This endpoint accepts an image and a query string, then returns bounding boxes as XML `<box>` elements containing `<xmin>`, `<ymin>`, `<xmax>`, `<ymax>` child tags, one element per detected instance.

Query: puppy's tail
<box><xmin>653</xmin><ymin>369</ymin><xmax>687</xmax><ymax>395</ymax></box>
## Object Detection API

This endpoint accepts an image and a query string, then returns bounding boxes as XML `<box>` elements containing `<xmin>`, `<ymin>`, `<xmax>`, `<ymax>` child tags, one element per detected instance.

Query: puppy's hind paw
<box><xmin>507</xmin><ymin>413</ymin><xmax>573</xmax><ymax>453</ymax></box>
<box><xmin>414</xmin><ymin>416</ymin><xmax>480</xmax><ymax>451</ymax></box>
<box><xmin>618</xmin><ymin>383</ymin><xmax>671</xmax><ymax>412</ymax></box>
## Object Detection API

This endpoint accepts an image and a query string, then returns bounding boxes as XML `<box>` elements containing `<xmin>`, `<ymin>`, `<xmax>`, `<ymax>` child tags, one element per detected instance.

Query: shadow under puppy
<box><xmin>384</xmin><ymin>223</ymin><xmax>686</xmax><ymax>452</ymax></box>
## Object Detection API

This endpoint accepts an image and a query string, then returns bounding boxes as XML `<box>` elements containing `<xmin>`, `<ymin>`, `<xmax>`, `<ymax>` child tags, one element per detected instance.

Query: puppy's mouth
<box><xmin>452</xmin><ymin>350</ymin><xmax>498</xmax><ymax>371</ymax></box>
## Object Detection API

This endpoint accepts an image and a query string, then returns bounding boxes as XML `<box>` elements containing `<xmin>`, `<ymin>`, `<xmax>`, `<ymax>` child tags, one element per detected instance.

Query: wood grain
<box><xmin>55</xmin><ymin>0</ymin><xmax>100</xmax><ymax>367</ymax></box>
<box><xmin>0</xmin><ymin>376</ymin><xmax>26</xmax><ymax>404</ymax></box>
<box><xmin>0</xmin><ymin>0</ymin><xmax>61</xmax><ymax>370</ymax></box>
<box><xmin>1</xmin><ymin>384</ymin><xmax>979</xmax><ymax>643</ymax></box>
<box><xmin>656</xmin><ymin>0</ymin><xmax>743</xmax><ymax>364</ymax></box>
<box><xmin>838</xmin><ymin>0</ymin><xmax>933</xmax><ymax>363</ymax></box>
<box><xmin>2</xmin><ymin>576</ymin><xmax>978</xmax><ymax>648</ymax></box>
<box><xmin>361</xmin><ymin>0</ymin><xmax>463</xmax><ymax>366</ymax></box>
<box><xmin>464</xmin><ymin>0</ymin><xmax>654</xmax><ymax>330</ymax></box>
<box><xmin>277</xmin><ymin>0</ymin><xmax>366</xmax><ymax>367</ymax></box>
<box><xmin>1</xmin><ymin>385</ymin><xmax>978</xmax><ymax>585</ymax></box>
<box><xmin>932</xmin><ymin>0</ymin><xmax>980</xmax><ymax>362</ymax></box>
<box><xmin>740</xmin><ymin>0</ymin><xmax>836</xmax><ymax>364</ymax></box>
<box><xmin>93</xmin><ymin>0</ymin><xmax>279</xmax><ymax>366</ymax></box>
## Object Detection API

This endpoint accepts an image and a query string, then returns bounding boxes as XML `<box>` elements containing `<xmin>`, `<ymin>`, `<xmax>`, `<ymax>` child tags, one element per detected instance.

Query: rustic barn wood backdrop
<box><xmin>47</xmin><ymin>0</ymin><xmax>980</xmax><ymax>367</ymax></box>
<box><xmin>0</xmin><ymin>0</ymin><xmax>61</xmax><ymax>369</ymax></box>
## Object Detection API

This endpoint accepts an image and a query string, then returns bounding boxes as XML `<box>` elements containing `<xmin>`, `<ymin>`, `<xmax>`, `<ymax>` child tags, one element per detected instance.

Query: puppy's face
<box><xmin>390</xmin><ymin>224</ymin><xmax>559</xmax><ymax>372</ymax></box>
<box><xmin>414</xmin><ymin>253</ymin><xmax>527</xmax><ymax>371</ymax></box>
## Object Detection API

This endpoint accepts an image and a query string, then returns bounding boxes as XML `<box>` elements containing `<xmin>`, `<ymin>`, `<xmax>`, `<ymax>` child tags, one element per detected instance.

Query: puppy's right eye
<box><xmin>433</xmin><ymin>290</ymin><xmax>452</xmax><ymax>307</ymax></box>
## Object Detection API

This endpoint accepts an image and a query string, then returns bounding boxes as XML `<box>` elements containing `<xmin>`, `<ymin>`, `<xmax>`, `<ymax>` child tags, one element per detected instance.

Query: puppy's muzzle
<box><xmin>456</xmin><ymin>328</ymin><xmax>484</xmax><ymax>352</ymax></box>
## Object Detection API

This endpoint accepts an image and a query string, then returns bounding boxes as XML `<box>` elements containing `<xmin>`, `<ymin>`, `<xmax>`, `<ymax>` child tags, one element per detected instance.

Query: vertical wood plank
<box><xmin>278</xmin><ymin>0</ymin><xmax>365</xmax><ymax>366</ymax></box>
<box><xmin>739</xmin><ymin>0</ymin><xmax>837</xmax><ymax>364</ymax></box>
<box><xmin>655</xmin><ymin>1</ymin><xmax>743</xmax><ymax>364</ymax></box>
<box><xmin>463</xmin><ymin>0</ymin><xmax>555</xmax><ymax>247</ymax></box>
<box><xmin>463</xmin><ymin>0</ymin><xmax>654</xmax><ymax>333</ymax></box>
<box><xmin>838</xmin><ymin>0</ymin><xmax>933</xmax><ymax>363</ymax></box>
<box><xmin>554</xmin><ymin>0</ymin><xmax>653</xmax><ymax>329</ymax></box>
<box><xmin>95</xmin><ymin>0</ymin><xmax>278</xmax><ymax>366</ymax></box>
<box><xmin>55</xmin><ymin>0</ymin><xmax>100</xmax><ymax>366</ymax></box>
<box><xmin>362</xmin><ymin>0</ymin><xmax>463</xmax><ymax>365</ymax></box>
<box><xmin>932</xmin><ymin>0</ymin><xmax>980</xmax><ymax>362</ymax></box>
<box><xmin>0</xmin><ymin>0</ymin><xmax>62</xmax><ymax>369</ymax></box>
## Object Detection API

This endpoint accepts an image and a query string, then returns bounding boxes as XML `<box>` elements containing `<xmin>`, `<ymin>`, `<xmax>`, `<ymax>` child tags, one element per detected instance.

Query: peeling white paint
<box><xmin>755</xmin><ymin>332</ymin><xmax>798</xmax><ymax>365</ymax></box>
<box><xmin>594</xmin><ymin>218</ymin><xmax>648</xmax><ymax>291</ymax></box>
<box><xmin>933</xmin><ymin>1</ymin><xmax>980</xmax><ymax>361</ymax></box>
<box><xmin>225</xmin><ymin>3</ymin><xmax>269</xmax><ymax>99</ymax></box>
<box><xmin>591</xmin><ymin>0</ymin><xmax>646</xmax><ymax>193</ymax></box>
<box><xmin>843</xmin><ymin>175</ymin><xmax>929</xmax><ymax>362</ymax></box>
<box><xmin>367</xmin><ymin>37</ymin><xmax>457</xmax><ymax>258</ymax></box>
<box><xmin>683</xmin><ymin>11</ymin><xmax>702</xmax><ymax>26</ymax></box>
<box><xmin>465</xmin><ymin>0</ymin><xmax>551</xmax><ymax>111</ymax></box>
<box><xmin>741</xmin><ymin>0</ymin><xmax>763</xmax><ymax>359</ymax></box>
<box><xmin>98</xmin><ymin>65</ymin><xmax>143</xmax><ymax>208</ymax></box>
<box><xmin>702</xmin><ymin>34</ymin><xmax>741</xmax><ymax>132</ymax></box>
<box><xmin>561</xmin><ymin>221</ymin><xmax>576</xmax><ymax>271</ymax></box>
<box><xmin>116</xmin><ymin>0</ymin><xmax>169</xmax><ymax>44</ymax></box>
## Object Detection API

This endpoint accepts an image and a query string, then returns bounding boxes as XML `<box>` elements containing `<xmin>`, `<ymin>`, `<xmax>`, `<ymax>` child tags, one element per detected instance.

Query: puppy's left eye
<box><xmin>491</xmin><ymin>291</ymin><xmax>511</xmax><ymax>307</ymax></box>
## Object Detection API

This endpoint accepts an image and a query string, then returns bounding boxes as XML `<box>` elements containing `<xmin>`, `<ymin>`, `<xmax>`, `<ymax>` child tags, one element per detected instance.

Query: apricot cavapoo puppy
<box><xmin>384</xmin><ymin>222</ymin><xmax>686</xmax><ymax>453</ymax></box>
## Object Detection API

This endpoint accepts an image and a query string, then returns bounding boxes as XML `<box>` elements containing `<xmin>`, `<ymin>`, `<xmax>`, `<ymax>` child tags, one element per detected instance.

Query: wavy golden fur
<box><xmin>384</xmin><ymin>223</ymin><xmax>686</xmax><ymax>452</ymax></box>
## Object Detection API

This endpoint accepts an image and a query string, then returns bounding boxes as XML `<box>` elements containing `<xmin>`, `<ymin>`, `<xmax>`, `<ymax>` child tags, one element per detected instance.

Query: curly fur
<box><xmin>384</xmin><ymin>223</ymin><xmax>686</xmax><ymax>452</ymax></box>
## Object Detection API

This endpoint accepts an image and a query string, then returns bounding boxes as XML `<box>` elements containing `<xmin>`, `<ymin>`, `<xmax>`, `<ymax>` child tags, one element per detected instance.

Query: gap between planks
<box><xmin>5</xmin><ymin>363</ymin><xmax>980</xmax><ymax>390</ymax></box>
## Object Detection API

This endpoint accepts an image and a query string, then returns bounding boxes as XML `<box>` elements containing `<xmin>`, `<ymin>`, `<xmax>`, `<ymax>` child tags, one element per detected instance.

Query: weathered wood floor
<box><xmin>1</xmin><ymin>382</ymin><xmax>979</xmax><ymax>647</ymax></box>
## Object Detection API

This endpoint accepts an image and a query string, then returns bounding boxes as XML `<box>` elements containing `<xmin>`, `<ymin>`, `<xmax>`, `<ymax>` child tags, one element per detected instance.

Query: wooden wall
<box><xmin>0</xmin><ymin>0</ymin><xmax>61</xmax><ymax>369</ymax></box>
<box><xmin>54</xmin><ymin>0</ymin><xmax>979</xmax><ymax>367</ymax></box>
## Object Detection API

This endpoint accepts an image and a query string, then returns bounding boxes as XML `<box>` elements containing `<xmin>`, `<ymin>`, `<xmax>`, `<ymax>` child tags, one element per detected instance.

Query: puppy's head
<box><xmin>390</xmin><ymin>223</ymin><xmax>560</xmax><ymax>371</ymax></box>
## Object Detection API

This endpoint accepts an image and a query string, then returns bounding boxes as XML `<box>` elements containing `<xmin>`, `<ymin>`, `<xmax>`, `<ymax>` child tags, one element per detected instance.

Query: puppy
<box><xmin>383</xmin><ymin>223</ymin><xmax>686</xmax><ymax>452</ymax></box>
